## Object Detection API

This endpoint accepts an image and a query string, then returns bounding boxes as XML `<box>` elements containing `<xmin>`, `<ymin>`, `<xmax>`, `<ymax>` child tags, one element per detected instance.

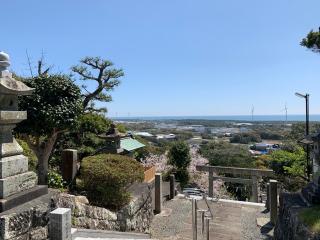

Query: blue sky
<box><xmin>3</xmin><ymin>0</ymin><xmax>320</xmax><ymax>117</ymax></box>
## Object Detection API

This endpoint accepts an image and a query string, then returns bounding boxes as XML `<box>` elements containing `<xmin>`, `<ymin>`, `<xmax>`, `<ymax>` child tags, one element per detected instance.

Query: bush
<box><xmin>48</xmin><ymin>170</ymin><xmax>66</xmax><ymax>189</ymax></box>
<box><xmin>230</xmin><ymin>132</ymin><xmax>261</xmax><ymax>144</ymax></box>
<box><xmin>81</xmin><ymin>154</ymin><xmax>144</xmax><ymax>210</ymax></box>
<box><xmin>200</xmin><ymin>141</ymin><xmax>255</xmax><ymax>168</ymax></box>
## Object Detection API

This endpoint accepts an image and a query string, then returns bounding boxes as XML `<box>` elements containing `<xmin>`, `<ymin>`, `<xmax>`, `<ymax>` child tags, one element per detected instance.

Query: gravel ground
<box><xmin>150</xmin><ymin>198</ymin><xmax>192</xmax><ymax>239</ymax></box>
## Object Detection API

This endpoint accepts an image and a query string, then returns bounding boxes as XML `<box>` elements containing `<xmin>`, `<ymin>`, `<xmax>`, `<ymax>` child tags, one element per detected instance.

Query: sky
<box><xmin>2</xmin><ymin>0</ymin><xmax>320</xmax><ymax>117</ymax></box>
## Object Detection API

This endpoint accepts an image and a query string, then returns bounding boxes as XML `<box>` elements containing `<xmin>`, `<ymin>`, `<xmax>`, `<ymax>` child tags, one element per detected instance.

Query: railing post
<box><xmin>265</xmin><ymin>182</ymin><xmax>270</xmax><ymax>210</ymax></box>
<box><xmin>269</xmin><ymin>180</ymin><xmax>278</xmax><ymax>225</ymax></box>
<box><xmin>169</xmin><ymin>174</ymin><xmax>175</xmax><ymax>200</ymax></box>
<box><xmin>208</xmin><ymin>170</ymin><xmax>213</xmax><ymax>198</ymax></box>
<box><xmin>192</xmin><ymin>198</ymin><xmax>197</xmax><ymax>240</ymax></box>
<box><xmin>251</xmin><ymin>175</ymin><xmax>258</xmax><ymax>202</ymax></box>
<box><xmin>155</xmin><ymin>173</ymin><xmax>162</xmax><ymax>214</ymax></box>
<box><xmin>205</xmin><ymin>218</ymin><xmax>210</xmax><ymax>240</ymax></box>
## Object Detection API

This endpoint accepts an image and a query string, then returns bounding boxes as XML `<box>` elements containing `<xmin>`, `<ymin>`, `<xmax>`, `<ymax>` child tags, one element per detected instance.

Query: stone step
<box><xmin>72</xmin><ymin>229</ymin><xmax>151</xmax><ymax>240</ymax></box>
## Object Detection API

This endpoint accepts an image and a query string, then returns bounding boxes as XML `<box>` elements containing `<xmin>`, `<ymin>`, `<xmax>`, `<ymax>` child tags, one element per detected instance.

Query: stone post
<box><xmin>265</xmin><ymin>182</ymin><xmax>270</xmax><ymax>210</ymax></box>
<box><xmin>251</xmin><ymin>175</ymin><xmax>258</xmax><ymax>203</ymax></box>
<box><xmin>155</xmin><ymin>173</ymin><xmax>162</xmax><ymax>214</ymax></box>
<box><xmin>208</xmin><ymin>170</ymin><xmax>213</xmax><ymax>198</ymax></box>
<box><xmin>269</xmin><ymin>180</ymin><xmax>278</xmax><ymax>225</ymax></box>
<box><xmin>169</xmin><ymin>174</ymin><xmax>175</xmax><ymax>200</ymax></box>
<box><xmin>61</xmin><ymin>149</ymin><xmax>78</xmax><ymax>188</ymax></box>
<box><xmin>192</xmin><ymin>198</ymin><xmax>197</xmax><ymax>240</ymax></box>
<box><xmin>49</xmin><ymin>208</ymin><xmax>72</xmax><ymax>240</ymax></box>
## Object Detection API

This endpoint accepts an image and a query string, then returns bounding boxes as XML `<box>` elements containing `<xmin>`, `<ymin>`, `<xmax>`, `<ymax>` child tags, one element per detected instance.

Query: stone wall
<box><xmin>0</xmin><ymin>198</ymin><xmax>52</xmax><ymax>240</ymax></box>
<box><xmin>52</xmin><ymin>182</ymin><xmax>153</xmax><ymax>233</ymax></box>
<box><xmin>274</xmin><ymin>192</ymin><xmax>320</xmax><ymax>240</ymax></box>
<box><xmin>0</xmin><ymin>183</ymin><xmax>153</xmax><ymax>240</ymax></box>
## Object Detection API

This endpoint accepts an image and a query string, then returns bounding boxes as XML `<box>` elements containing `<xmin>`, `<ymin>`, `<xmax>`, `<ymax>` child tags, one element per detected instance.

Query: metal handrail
<box><xmin>203</xmin><ymin>194</ymin><xmax>214</xmax><ymax>218</ymax></box>
<box><xmin>192</xmin><ymin>194</ymin><xmax>214</xmax><ymax>240</ymax></box>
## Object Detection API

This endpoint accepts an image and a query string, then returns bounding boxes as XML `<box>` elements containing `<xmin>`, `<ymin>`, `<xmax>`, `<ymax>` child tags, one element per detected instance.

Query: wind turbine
<box><xmin>281</xmin><ymin>103</ymin><xmax>288</xmax><ymax>124</ymax></box>
<box><xmin>251</xmin><ymin>105</ymin><xmax>254</xmax><ymax>121</ymax></box>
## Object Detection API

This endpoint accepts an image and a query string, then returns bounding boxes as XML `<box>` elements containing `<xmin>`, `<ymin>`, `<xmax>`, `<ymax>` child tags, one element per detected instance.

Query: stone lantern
<box><xmin>97</xmin><ymin>123</ymin><xmax>124</xmax><ymax>154</ymax></box>
<box><xmin>0</xmin><ymin>51</ymin><xmax>47</xmax><ymax>212</ymax></box>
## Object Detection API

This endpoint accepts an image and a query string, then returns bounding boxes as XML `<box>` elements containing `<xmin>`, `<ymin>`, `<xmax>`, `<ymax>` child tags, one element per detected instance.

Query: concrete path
<box><xmin>150</xmin><ymin>197</ymin><xmax>273</xmax><ymax>240</ymax></box>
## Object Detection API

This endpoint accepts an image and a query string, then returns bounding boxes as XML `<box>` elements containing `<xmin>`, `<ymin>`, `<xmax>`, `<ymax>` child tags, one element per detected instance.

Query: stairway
<box><xmin>72</xmin><ymin>228</ymin><xmax>152</xmax><ymax>240</ymax></box>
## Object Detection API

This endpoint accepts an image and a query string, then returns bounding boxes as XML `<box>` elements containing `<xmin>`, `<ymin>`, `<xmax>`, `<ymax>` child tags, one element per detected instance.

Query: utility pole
<box><xmin>295</xmin><ymin>92</ymin><xmax>311</xmax><ymax>181</ymax></box>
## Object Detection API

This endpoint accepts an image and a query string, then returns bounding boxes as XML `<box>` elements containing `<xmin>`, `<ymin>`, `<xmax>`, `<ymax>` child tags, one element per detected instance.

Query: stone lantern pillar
<box><xmin>0</xmin><ymin>51</ymin><xmax>47</xmax><ymax>212</ymax></box>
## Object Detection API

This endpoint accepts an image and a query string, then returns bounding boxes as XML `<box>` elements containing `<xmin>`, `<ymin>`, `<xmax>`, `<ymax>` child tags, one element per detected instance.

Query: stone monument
<box><xmin>0</xmin><ymin>51</ymin><xmax>47</xmax><ymax>212</ymax></box>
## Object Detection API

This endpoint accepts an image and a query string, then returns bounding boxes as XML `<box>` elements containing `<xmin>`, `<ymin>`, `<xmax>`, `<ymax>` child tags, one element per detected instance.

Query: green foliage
<box><xmin>48</xmin><ymin>170</ymin><xmax>66</xmax><ymax>189</ymax></box>
<box><xmin>167</xmin><ymin>141</ymin><xmax>191</xmax><ymax>186</ymax></box>
<box><xmin>258</xmin><ymin>131</ymin><xmax>283</xmax><ymax>140</ymax></box>
<box><xmin>287</xmin><ymin>122</ymin><xmax>320</xmax><ymax>140</ymax></box>
<box><xmin>200</xmin><ymin>141</ymin><xmax>255</xmax><ymax>168</ymax></box>
<box><xmin>17</xmin><ymin>74</ymin><xmax>82</xmax><ymax>135</ymax></box>
<box><xmin>168</xmin><ymin>141</ymin><xmax>191</xmax><ymax>169</ymax></box>
<box><xmin>54</xmin><ymin>113</ymin><xmax>112</xmax><ymax>160</ymax></box>
<box><xmin>16</xmin><ymin>139</ymin><xmax>38</xmax><ymax>172</ymax></box>
<box><xmin>81</xmin><ymin>154</ymin><xmax>144</xmax><ymax>210</ymax></box>
<box><xmin>230</xmin><ymin>132</ymin><xmax>261</xmax><ymax>144</ymax></box>
<box><xmin>301</xmin><ymin>29</ymin><xmax>320</xmax><ymax>53</ymax></box>
<box><xmin>72</xmin><ymin>56</ymin><xmax>124</xmax><ymax>112</ymax></box>
<box><xmin>269</xmin><ymin>142</ymin><xmax>306</xmax><ymax>177</ymax></box>
<box><xmin>116</xmin><ymin>123</ymin><xmax>127</xmax><ymax>133</ymax></box>
<box><xmin>77</xmin><ymin>113</ymin><xmax>112</xmax><ymax>134</ymax></box>
<box><xmin>299</xmin><ymin>205</ymin><xmax>320</xmax><ymax>233</ymax></box>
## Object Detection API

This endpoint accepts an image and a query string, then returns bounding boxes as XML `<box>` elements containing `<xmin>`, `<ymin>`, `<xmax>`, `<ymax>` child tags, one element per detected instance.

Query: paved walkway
<box><xmin>150</xmin><ymin>197</ymin><xmax>273</xmax><ymax>240</ymax></box>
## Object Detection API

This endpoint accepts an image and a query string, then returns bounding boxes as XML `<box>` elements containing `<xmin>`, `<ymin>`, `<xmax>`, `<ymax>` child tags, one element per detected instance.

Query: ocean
<box><xmin>112</xmin><ymin>114</ymin><xmax>320</xmax><ymax>122</ymax></box>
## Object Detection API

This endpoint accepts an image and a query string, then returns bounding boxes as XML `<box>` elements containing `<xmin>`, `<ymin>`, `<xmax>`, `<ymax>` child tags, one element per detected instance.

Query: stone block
<box><xmin>0</xmin><ymin>138</ymin><xmax>23</xmax><ymax>158</ymax></box>
<box><xmin>0</xmin><ymin>171</ymin><xmax>37</xmax><ymax>198</ymax></box>
<box><xmin>0</xmin><ymin>155</ymin><xmax>28</xmax><ymax>178</ymax></box>
<box><xmin>49</xmin><ymin>208</ymin><xmax>71</xmax><ymax>240</ymax></box>
<box><xmin>0</xmin><ymin>111</ymin><xmax>27</xmax><ymax>124</ymax></box>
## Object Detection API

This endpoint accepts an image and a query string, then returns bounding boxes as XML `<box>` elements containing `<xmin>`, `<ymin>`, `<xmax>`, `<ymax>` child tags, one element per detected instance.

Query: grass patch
<box><xmin>299</xmin><ymin>205</ymin><xmax>320</xmax><ymax>233</ymax></box>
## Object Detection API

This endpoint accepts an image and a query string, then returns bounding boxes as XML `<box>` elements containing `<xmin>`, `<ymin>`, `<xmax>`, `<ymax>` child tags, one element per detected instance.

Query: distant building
<box><xmin>156</xmin><ymin>134</ymin><xmax>176</xmax><ymax>141</ymax></box>
<box><xmin>134</xmin><ymin>132</ymin><xmax>154</xmax><ymax>137</ymax></box>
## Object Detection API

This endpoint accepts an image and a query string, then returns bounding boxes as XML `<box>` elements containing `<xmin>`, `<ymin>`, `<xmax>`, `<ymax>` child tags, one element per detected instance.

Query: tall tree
<box><xmin>17</xmin><ymin>73</ymin><xmax>82</xmax><ymax>184</ymax></box>
<box><xmin>301</xmin><ymin>27</ymin><xmax>320</xmax><ymax>53</ymax></box>
<box><xmin>71</xmin><ymin>57</ymin><xmax>124</xmax><ymax>112</ymax></box>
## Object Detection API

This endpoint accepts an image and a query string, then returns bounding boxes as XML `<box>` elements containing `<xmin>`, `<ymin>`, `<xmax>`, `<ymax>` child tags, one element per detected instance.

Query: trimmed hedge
<box><xmin>81</xmin><ymin>154</ymin><xmax>144</xmax><ymax>210</ymax></box>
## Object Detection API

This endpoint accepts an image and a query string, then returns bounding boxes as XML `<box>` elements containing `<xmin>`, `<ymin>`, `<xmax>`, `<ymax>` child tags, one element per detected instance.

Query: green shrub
<box><xmin>168</xmin><ymin>141</ymin><xmax>191</xmax><ymax>186</ymax></box>
<box><xmin>16</xmin><ymin>139</ymin><xmax>38</xmax><ymax>172</ymax></box>
<box><xmin>48</xmin><ymin>170</ymin><xmax>66</xmax><ymax>189</ymax></box>
<box><xmin>299</xmin><ymin>205</ymin><xmax>320</xmax><ymax>233</ymax></box>
<box><xmin>81</xmin><ymin>154</ymin><xmax>144</xmax><ymax>210</ymax></box>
